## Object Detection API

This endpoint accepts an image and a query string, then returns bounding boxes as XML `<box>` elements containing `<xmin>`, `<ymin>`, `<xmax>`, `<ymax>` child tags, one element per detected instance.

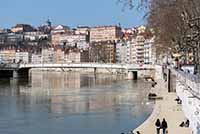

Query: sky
<box><xmin>0</xmin><ymin>0</ymin><xmax>146</xmax><ymax>28</ymax></box>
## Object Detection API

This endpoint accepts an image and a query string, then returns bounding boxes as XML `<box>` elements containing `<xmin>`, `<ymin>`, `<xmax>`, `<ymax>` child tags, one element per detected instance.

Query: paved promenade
<box><xmin>133</xmin><ymin>79</ymin><xmax>192</xmax><ymax>134</ymax></box>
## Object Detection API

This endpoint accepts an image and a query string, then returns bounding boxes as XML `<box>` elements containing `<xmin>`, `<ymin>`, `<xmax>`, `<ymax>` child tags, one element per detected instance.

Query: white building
<box><xmin>116</xmin><ymin>41</ymin><xmax>128</xmax><ymax>64</ymax></box>
<box><xmin>15</xmin><ymin>52</ymin><xmax>31</xmax><ymax>63</ymax></box>
<box><xmin>135</xmin><ymin>35</ymin><xmax>145</xmax><ymax>63</ymax></box>
<box><xmin>60</xmin><ymin>34</ymin><xmax>89</xmax><ymax>49</ymax></box>
<box><xmin>144</xmin><ymin>37</ymin><xmax>155</xmax><ymax>64</ymax></box>
<box><xmin>31</xmin><ymin>54</ymin><xmax>42</xmax><ymax>64</ymax></box>
<box><xmin>51</xmin><ymin>25</ymin><xmax>71</xmax><ymax>34</ymax></box>
<box><xmin>116</xmin><ymin>39</ymin><xmax>136</xmax><ymax>64</ymax></box>
<box><xmin>129</xmin><ymin>39</ymin><xmax>137</xmax><ymax>64</ymax></box>
<box><xmin>24</xmin><ymin>31</ymin><xmax>49</xmax><ymax>41</ymax></box>
<box><xmin>41</xmin><ymin>48</ymin><xmax>55</xmax><ymax>63</ymax></box>
<box><xmin>116</xmin><ymin>36</ymin><xmax>155</xmax><ymax>65</ymax></box>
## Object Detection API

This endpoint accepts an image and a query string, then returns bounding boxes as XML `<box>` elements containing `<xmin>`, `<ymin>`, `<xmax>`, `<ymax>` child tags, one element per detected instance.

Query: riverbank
<box><xmin>132</xmin><ymin>79</ymin><xmax>192</xmax><ymax>134</ymax></box>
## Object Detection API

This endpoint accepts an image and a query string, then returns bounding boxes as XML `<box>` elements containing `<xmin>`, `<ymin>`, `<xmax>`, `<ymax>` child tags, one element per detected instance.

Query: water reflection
<box><xmin>0</xmin><ymin>71</ymin><xmax>153</xmax><ymax>134</ymax></box>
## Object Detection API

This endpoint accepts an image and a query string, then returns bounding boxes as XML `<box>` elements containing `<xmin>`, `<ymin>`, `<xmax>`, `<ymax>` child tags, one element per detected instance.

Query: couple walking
<box><xmin>155</xmin><ymin>118</ymin><xmax>168</xmax><ymax>134</ymax></box>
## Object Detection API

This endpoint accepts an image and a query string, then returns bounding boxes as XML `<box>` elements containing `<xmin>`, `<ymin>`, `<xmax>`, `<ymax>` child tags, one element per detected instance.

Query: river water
<box><xmin>0</xmin><ymin>71</ymin><xmax>153</xmax><ymax>134</ymax></box>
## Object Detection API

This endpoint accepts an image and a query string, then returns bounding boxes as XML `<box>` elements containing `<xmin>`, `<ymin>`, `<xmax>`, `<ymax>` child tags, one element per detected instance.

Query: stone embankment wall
<box><xmin>168</xmin><ymin>67</ymin><xmax>200</xmax><ymax>134</ymax></box>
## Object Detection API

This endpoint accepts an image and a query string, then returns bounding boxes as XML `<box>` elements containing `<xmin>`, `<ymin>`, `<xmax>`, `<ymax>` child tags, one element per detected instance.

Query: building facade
<box><xmin>116</xmin><ymin>40</ymin><xmax>132</xmax><ymax>64</ymax></box>
<box><xmin>89</xmin><ymin>41</ymin><xmax>116</xmax><ymax>63</ymax></box>
<box><xmin>135</xmin><ymin>35</ymin><xmax>145</xmax><ymax>64</ymax></box>
<box><xmin>59</xmin><ymin>34</ymin><xmax>89</xmax><ymax>49</ymax></box>
<box><xmin>65</xmin><ymin>50</ymin><xmax>89</xmax><ymax>63</ymax></box>
<box><xmin>15</xmin><ymin>51</ymin><xmax>31</xmax><ymax>63</ymax></box>
<box><xmin>90</xmin><ymin>26</ymin><xmax>122</xmax><ymax>42</ymax></box>
<box><xmin>144</xmin><ymin>37</ymin><xmax>155</xmax><ymax>64</ymax></box>
<box><xmin>0</xmin><ymin>49</ymin><xmax>16</xmax><ymax>63</ymax></box>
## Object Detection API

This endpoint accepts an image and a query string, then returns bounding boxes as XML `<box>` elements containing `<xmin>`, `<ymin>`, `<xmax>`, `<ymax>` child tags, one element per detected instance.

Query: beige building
<box><xmin>75</xmin><ymin>26</ymin><xmax>90</xmax><ymax>35</ymax></box>
<box><xmin>90</xmin><ymin>25</ymin><xmax>122</xmax><ymax>42</ymax></box>
<box><xmin>0</xmin><ymin>50</ymin><xmax>16</xmax><ymax>63</ymax></box>
<box><xmin>51</xmin><ymin>25</ymin><xmax>71</xmax><ymax>45</ymax></box>
<box><xmin>51</xmin><ymin>33</ymin><xmax>62</xmax><ymax>45</ymax></box>
<box><xmin>54</xmin><ymin>49</ymin><xmax>65</xmax><ymax>63</ymax></box>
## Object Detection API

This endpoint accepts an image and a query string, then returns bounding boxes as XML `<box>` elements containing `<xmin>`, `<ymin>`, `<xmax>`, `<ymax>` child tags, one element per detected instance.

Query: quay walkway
<box><xmin>133</xmin><ymin>79</ymin><xmax>192</xmax><ymax>134</ymax></box>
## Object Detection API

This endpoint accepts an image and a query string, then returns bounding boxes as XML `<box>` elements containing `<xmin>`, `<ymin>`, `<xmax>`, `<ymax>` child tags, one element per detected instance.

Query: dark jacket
<box><xmin>161</xmin><ymin>120</ymin><xmax>168</xmax><ymax>129</ymax></box>
<box><xmin>155</xmin><ymin>120</ymin><xmax>161</xmax><ymax>127</ymax></box>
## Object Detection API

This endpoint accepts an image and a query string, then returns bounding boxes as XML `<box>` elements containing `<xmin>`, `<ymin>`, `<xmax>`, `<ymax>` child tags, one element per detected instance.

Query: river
<box><xmin>0</xmin><ymin>71</ymin><xmax>153</xmax><ymax>134</ymax></box>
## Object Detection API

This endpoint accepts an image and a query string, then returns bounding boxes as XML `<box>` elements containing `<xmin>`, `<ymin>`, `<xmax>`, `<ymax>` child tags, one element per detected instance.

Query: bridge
<box><xmin>0</xmin><ymin>63</ymin><xmax>154</xmax><ymax>79</ymax></box>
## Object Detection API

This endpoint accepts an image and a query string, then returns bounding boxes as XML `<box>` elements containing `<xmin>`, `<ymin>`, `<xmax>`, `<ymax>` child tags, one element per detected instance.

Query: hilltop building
<box><xmin>11</xmin><ymin>24</ymin><xmax>35</xmax><ymax>33</ymax></box>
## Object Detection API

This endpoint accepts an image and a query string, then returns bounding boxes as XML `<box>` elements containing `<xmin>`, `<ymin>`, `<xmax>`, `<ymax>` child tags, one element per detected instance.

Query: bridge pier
<box><xmin>94</xmin><ymin>67</ymin><xmax>97</xmax><ymax>74</ymax></box>
<box><xmin>0</xmin><ymin>70</ymin><xmax>13</xmax><ymax>78</ymax></box>
<box><xmin>127</xmin><ymin>71</ymin><xmax>138</xmax><ymax>80</ymax></box>
<box><xmin>12</xmin><ymin>68</ymin><xmax>30</xmax><ymax>79</ymax></box>
<box><xmin>13</xmin><ymin>70</ymin><xmax>19</xmax><ymax>79</ymax></box>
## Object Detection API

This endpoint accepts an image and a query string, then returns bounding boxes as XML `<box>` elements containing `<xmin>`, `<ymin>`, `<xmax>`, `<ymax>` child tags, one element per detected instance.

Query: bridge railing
<box><xmin>19</xmin><ymin>63</ymin><xmax>154</xmax><ymax>70</ymax></box>
<box><xmin>0</xmin><ymin>63</ymin><xmax>19</xmax><ymax>69</ymax></box>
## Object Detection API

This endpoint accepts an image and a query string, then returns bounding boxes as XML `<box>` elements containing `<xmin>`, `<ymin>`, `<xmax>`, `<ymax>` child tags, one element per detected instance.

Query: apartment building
<box><xmin>31</xmin><ymin>54</ymin><xmax>42</xmax><ymax>64</ymax></box>
<box><xmin>54</xmin><ymin>49</ymin><xmax>65</xmax><ymax>63</ymax></box>
<box><xmin>24</xmin><ymin>31</ymin><xmax>49</xmax><ymax>41</ymax></box>
<box><xmin>90</xmin><ymin>25</ymin><xmax>122</xmax><ymax>42</ymax></box>
<box><xmin>144</xmin><ymin>37</ymin><xmax>156</xmax><ymax>64</ymax></box>
<box><xmin>0</xmin><ymin>49</ymin><xmax>16</xmax><ymax>63</ymax></box>
<box><xmin>15</xmin><ymin>51</ymin><xmax>31</xmax><ymax>63</ymax></box>
<box><xmin>51</xmin><ymin>25</ymin><xmax>71</xmax><ymax>45</ymax></box>
<box><xmin>135</xmin><ymin>35</ymin><xmax>145</xmax><ymax>63</ymax></box>
<box><xmin>75</xmin><ymin>26</ymin><xmax>90</xmax><ymax>35</ymax></box>
<box><xmin>41</xmin><ymin>48</ymin><xmax>55</xmax><ymax>63</ymax></box>
<box><xmin>89</xmin><ymin>41</ymin><xmax>116</xmax><ymax>63</ymax></box>
<box><xmin>60</xmin><ymin>34</ymin><xmax>89</xmax><ymax>49</ymax></box>
<box><xmin>116</xmin><ymin>40</ymin><xmax>132</xmax><ymax>64</ymax></box>
<box><xmin>65</xmin><ymin>49</ymin><xmax>89</xmax><ymax>63</ymax></box>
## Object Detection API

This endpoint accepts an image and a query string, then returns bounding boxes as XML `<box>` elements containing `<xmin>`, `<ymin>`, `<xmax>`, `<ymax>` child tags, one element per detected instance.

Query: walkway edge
<box><xmin>133</xmin><ymin>91</ymin><xmax>161</xmax><ymax>133</ymax></box>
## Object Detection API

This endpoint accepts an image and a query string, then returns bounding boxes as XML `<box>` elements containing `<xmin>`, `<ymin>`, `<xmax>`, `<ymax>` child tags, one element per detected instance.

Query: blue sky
<box><xmin>0</xmin><ymin>0</ymin><xmax>146</xmax><ymax>28</ymax></box>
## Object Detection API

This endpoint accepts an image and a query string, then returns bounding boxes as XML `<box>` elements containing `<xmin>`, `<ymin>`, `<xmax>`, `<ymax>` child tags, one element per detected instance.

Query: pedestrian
<box><xmin>161</xmin><ymin>118</ymin><xmax>168</xmax><ymax>134</ymax></box>
<box><xmin>185</xmin><ymin>119</ymin><xmax>190</xmax><ymax>127</ymax></box>
<box><xmin>155</xmin><ymin>119</ymin><xmax>161</xmax><ymax>134</ymax></box>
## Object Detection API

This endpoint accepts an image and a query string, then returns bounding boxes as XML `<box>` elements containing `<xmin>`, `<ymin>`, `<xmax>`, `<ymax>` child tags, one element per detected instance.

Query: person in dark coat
<box><xmin>161</xmin><ymin>118</ymin><xmax>168</xmax><ymax>134</ymax></box>
<box><xmin>155</xmin><ymin>119</ymin><xmax>161</xmax><ymax>134</ymax></box>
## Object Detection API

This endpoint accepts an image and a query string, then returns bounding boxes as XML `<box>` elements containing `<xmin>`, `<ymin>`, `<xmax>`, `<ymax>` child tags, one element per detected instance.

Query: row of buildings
<box><xmin>0</xmin><ymin>20</ymin><xmax>156</xmax><ymax>64</ymax></box>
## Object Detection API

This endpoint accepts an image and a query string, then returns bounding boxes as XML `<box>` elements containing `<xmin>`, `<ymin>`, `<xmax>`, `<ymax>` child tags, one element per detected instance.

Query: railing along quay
<box><xmin>170</xmin><ymin>67</ymin><xmax>200</xmax><ymax>98</ymax></box>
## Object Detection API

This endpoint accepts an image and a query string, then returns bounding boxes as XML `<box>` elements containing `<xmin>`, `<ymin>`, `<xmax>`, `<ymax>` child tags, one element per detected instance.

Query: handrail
<box><xmin>169</xmin><ymin>66</ymin><xmax>200</xmax><ymax>96</ymax></box>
